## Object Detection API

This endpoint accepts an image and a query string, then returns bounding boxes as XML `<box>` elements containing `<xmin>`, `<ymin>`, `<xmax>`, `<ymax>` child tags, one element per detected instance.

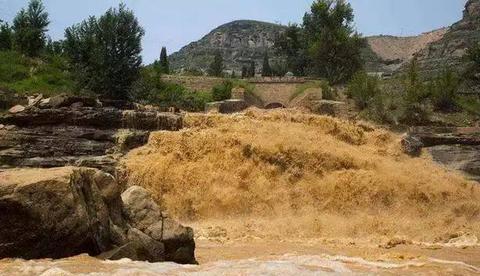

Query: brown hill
<box><xmin>365</xmin><ymin>29</ymin><xmax>448</xmax><ymax>72</ymax></box>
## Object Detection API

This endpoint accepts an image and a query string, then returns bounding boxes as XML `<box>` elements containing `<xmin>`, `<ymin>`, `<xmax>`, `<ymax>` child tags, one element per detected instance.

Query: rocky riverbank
<box><xmin>403</xmin><ymin>126</ymin><xmax>480</xmax><ymax>182</ymax></box>
<box><xmin>0</xmin><ymin>95</ymin><xmax>196</xmax><ymax>264</ymax></box>
<box><xmin>0</xmin><ymin>94</ymin><xmax>182</xmax><ymax>173</ymax></box>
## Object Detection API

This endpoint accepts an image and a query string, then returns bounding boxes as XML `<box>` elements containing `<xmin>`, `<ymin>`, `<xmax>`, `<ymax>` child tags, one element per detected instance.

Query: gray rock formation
<box><xmin>0</xmin><ymin>100</ymin><xmax>183</xmax><ymax>173</ymax></box>
<box><xmin>0</xmin><ymin>167</ymin><xmax>197</xmax><ymax>264</ymax></box>
<box><xmin>122</xmin><ymin>186</ymin><xmax>196</xmax><ymax>264</ymax></box>
<box><xmin>402</xmin><ymin>127</ymin><xmax>480</xmax><ymax>182</ymax></box>
<box><xmin>416</xmin><ymin>0</ymin><xmax>480</xmax><ymax>78</ymax></box>
<box><xmin>169</xmin><ymin>20</ymin><xmax>286</xmax><ymax>74</ymax></box>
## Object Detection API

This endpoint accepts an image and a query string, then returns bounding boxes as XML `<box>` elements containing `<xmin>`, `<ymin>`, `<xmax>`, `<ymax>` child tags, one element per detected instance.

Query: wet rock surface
<box><xmin>403</xmin><ymin>127</ymin><xmax>480</xmax><ymax>182</ymax></box>
<box><xmin>0</xmin><ymin>167</ymin><xmax>197</xmax><ymax>264</ymax></box>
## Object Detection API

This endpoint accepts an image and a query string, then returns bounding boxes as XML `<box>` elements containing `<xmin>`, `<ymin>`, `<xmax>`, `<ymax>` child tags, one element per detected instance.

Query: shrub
<box><xmin>130</xmin><ymin>68</ymin><xmax>211</xmax><ymax>111</ymax></box>
<box><xmin>464</xmin><ymin>43</ymin><xmax>480</xmax><ymax>81</ymax></box>
<box><xmin>347</xmin><ymin>71</ymin><xmax>381</xmax><ymax>110</ymax></box>
<box><xmin>362</xmin><ymin>91</ymin><xmax>394</xmax><ymax>124</ymax></box>
<box><xmin>320</xmin><ymin>81</ymin><xmax>336</xmax><ymax>100</ymax></box>
<box><xmin>211</xmin><ymin>80</ymin><xmax>233</xmax><ymax>101</ymax></box>
<box><xmin>457</xmin><ymin>95</ymin><xmax>480</xmax><ymax>116</ymax></box>
<box><xmin>0</xmin><ymin>51</ymin><xmax>30</xmax><ymax>83</ymax></box>
<box><xmin>400</xmin><ymin>59</ymin><xmax>430</xmax><ymax>125</ymax></box>
<box><xmin>429</xmin><ymin>69</ymin><xmax>459</xmax><ymax>112</ymax></box>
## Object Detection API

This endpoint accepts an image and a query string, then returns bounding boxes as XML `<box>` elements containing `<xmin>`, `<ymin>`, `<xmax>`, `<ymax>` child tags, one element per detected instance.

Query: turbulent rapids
<box><xmin>124</xmin><ymin>109</ymin><xmax>480</xmax><ymax>243</ymax></box>
<box><xmin>1</xmin><ymin>253</ymin><xmax>479</xmax><ymax>275</ymax></box>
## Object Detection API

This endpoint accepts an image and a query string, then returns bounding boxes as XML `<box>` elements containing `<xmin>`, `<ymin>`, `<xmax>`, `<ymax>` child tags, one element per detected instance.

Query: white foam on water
<box><xmin>1</xmin><ymin>253</ymin><xmax>479</xmax><ymax>276</ymax></box>
<box><xmin>428</xmin><ymin>258</ymin><xmax>480</xmax><ymax>273</ymax></box>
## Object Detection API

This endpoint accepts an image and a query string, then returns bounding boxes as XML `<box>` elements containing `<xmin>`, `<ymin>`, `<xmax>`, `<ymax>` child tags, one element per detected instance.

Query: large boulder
<box><xmin>0</xmin><ymin>167</ymin><xmax>116</xmax><ymax>259</ymax></box>
<box><xmin>0</xmin><ymin>167</ymin><xmax>197</xmax><ymax>263</ymax></box>
<box><xmin>122</xmin><ymin>186</ymin><xmax>196</xmax><ymax>264</ymax></box>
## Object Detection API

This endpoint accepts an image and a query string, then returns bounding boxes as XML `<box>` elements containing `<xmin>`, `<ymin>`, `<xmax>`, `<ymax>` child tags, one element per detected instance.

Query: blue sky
<box><xmin>0</xmin><ymin>0</ymin><xmax>467</xmax><ymax>63</ymax></box>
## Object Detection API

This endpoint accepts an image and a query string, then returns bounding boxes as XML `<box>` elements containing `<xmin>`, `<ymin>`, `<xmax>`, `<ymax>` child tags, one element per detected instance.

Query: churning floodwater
<box><xmin>1</xmin><ymin>253</ymin><xmax>479</xmax><ymax>276</ymax></box>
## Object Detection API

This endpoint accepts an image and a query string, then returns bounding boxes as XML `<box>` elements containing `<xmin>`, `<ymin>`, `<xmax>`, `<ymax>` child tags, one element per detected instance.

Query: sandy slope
<box><xmin>367</xmin><ymin>28</ymin><xmax>448</xmax><ymax>62</ymax></box>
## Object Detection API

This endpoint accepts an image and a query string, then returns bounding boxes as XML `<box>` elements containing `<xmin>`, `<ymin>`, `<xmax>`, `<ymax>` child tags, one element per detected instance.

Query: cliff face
<box><xmin>415</xmin><ymin>0</ymin><xmax>480</xmax><ymax>77</ymax></box>
<box><xmin>169</xmin><ymin>20</ymin><xmax>286</xmax><ymax>74</ymax></box>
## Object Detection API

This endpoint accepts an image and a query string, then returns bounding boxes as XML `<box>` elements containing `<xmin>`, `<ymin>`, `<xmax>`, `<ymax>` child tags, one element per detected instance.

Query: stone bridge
<box><xmin>249</xmin><ymin>81</ymin><xmax>306</xmax><ymax>108</ymax></box>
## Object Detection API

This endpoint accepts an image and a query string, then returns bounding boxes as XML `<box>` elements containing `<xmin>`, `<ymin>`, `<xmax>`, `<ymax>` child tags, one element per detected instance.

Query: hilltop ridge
<box><xmin>169</xmin><ymin>20</ymin><xmax>286</xmax><ymax>74</ymax></box>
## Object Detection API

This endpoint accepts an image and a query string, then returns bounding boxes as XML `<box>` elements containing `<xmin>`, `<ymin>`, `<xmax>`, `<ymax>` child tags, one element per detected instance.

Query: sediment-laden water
<box><xmin>1</xmin><ymin>252</ymin><xmax>479</xmax><ymax>275</ymax></box>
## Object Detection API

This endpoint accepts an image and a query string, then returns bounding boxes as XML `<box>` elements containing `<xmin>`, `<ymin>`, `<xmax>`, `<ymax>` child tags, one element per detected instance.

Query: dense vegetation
<box><xmin>346</xmin><ymin>55</ymin><xmax>480</xmax><ymax>126</ymax></box>
<box><xmin>0</xmin><ymin>0</ymin><xmax>214</xmax><ymax>111</ymax></box>
<box><xmin>64</xmin><ymin>4</ymin><xmax>144</xmax><ymax>100</ymax></box>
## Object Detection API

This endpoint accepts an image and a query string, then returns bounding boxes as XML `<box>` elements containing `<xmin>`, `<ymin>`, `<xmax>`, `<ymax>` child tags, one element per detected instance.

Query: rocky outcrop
<box><xmin>402</xmin><ymin>127</ymin><xmax>480</xmax><ymax>182</ymax></box>
<box><xmin>121</xmin><ymin>186</ymin><xmax>195</xmax><ymax>264</ymax></box>
<box><xmin>415</xmin><ymin>0</ymin><xmax>480</xmax><ymax>78</ymax></box>
<box><xmin>169</xmin><ymin>20</ymin><xmax>286</xmax><ymax>74</ymax></box>
<box><xmin>0</xmin><ymin>167</ymin><xmax>196</xmax><ymax>264</ymax></box>
<box><xmin>0</xmin><ymin>107</ymin><xmax>182</xmax><ymax>131</ymax></box>
<box><xmin>0</xmin><ymin>101</ymin><xmax>183</xmax><ymax>173</ymax></box>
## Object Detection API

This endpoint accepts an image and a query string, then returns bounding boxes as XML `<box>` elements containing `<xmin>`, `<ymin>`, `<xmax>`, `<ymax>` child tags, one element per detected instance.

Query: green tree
<box><xmin>274</xmin><ymin>24</ymin><xmax>307</xmax><ymax>76</ymax></box>
<box><xmin>45</xmin><ymin>38</ymin><xmax>64</xmax><ymax>55</ymax></box>
<box><xmin>159</xmin><ymin>46</ymin><xmax>169</xmax><ymax>74</ymax></box>
<box><xmin>248</xmin><ymin>61</ymin><xmax>256</xmax><ymax>77</ymax></box>
<box><xmin>208</xmin><ymin>50</ymin><xmax>224</xmax><ymax>77</ymax></box>
<box><xmin>262</xmin><ymin>51</ymin><xmax>272</xmax><ymax>77</ymax></box>
<box><xmin>64</xmin><ymin>4</ymin><xmax>145</xmax><ymax>100</ymax></box>
<box><xmin>241</xmin><ymin>66</ymin><xmax>248</xmax><ymax>79</ymax></box>
<box><xmin>429</xmin><ymin>68</ymin><xmax>459</xmax><ymax>112</ymax></box>
<box><xmin>0</xmin><ymin>22</ymin><xmax>13</xmax><ymax>50</ymax></box>
<box><xmin>12</xmin><ymin>0</ymin><xmax>50</xmax><ymax>57</ymax></box>
<box><xmin>401</xmin><ymin>58</ymin><xmax>430</xmax><ymax>125</ymax></box>
<box><xmin>303</xmin><ymin>0</ymin><xmax>365</xmax><ymax>83</ymax></box>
